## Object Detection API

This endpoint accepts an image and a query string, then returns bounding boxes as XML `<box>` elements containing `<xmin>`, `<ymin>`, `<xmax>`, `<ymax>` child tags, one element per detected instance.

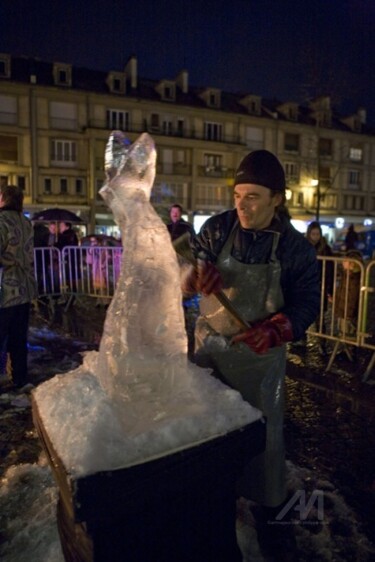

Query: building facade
<box><xmin>0</xmin><ymin>53</ymin><xmax>374</xmax><ymax>240</ymax></box>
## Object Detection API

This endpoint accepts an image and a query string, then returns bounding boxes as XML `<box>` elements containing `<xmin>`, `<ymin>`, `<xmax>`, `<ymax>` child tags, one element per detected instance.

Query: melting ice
<box><xmin>33</xmin><ymin>132</ymin><xmax>262</xmax><ymax>476</ymax></box>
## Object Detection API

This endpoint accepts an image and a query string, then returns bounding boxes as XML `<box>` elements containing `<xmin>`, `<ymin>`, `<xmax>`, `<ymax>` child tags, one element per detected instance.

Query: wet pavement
<box><xmin>1</xmin><ymin>297</ymin><xmax>375</xmax><ymax>557</ymax></box>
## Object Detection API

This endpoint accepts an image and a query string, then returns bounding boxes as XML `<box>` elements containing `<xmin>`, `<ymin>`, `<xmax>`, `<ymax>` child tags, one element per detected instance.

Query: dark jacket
<box><xmin>56</xmin><ymin>228</ymin><xmax>78</xmax><ymax>249</ymax></box>
<box><xmin>167</xmin><ymin>219</ymin><xmax>195</xmax><ymax>242</ymax></box>
<box><xmin>192</xmin><ymin>209</ymin><xmax>320</xmax><ymax>341</ymax></box>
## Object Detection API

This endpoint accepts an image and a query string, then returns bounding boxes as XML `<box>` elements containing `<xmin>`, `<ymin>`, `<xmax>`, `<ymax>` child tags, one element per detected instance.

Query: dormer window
<box><xmin>209</xmin><ymin>93</ymin><xmax>217</xmax><ymax>106</ymax></box>
<box><xmin>239</xmin><ymin>95</ymin><xmax>261</xmax><ymax>116</ymax></box>
<box><xmin>155</xmin><ymin>81</ymin><xmax>176</xmax><ymax>101</ymax></box>
<box><xmin>164</xmin><ymin>86</ymin><xmax>173</xmax><ymax>99</ymax></box>
<box><xmin>276</xmin><ymin>102</ymin><xmax>298</xmax><ymax>121</ymax></box>
<box><xmin>107</xmin><ymin>72</ymin><xmax>126</xmax><ymax>95</ymax></box>
<box><xmin>0</xmin><ymin>54</ymin><xmax>11</xmax><ymax>78</ymax></box>
<box><xmin>53</xmin><ymin>63</ymin><xmax>72</xmax><ymax>87</ymax></box>
<box><xmin>199</xmin><ymin>88</ymin><xmax>221</xmax><ymax>109</ymax></box>
<box><xmin>288</xmin><ymin>106</ymin><xmax>297</xmax><ymax>120</ymax></box>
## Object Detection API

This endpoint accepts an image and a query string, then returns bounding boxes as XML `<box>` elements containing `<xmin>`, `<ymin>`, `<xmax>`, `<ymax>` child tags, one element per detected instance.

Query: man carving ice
<box><xmin>182</xmin><ymin>150</ymin><xmax>320</xmax><ymax>547</ymax></box>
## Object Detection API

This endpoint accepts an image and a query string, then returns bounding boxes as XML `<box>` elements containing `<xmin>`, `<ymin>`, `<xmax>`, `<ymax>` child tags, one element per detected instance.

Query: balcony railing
<box><xmin>87</xmin><ymin>120</ymin><xmax>244</xmax><ymax>145</ymax></box>
<box><xmin>197</xmin><ymin>166</ymin><xmax>235</xmax><ymax>179</ymax></box>
<box><xmin>156</xmin><ymin>163</ymin><xmax>192</xmax><ymax>175</ymax></box>
<box><xmin>50</xmin><ymin>117</ymin><xmax>78</xmax><ymax>130</ymax></box>
<box><xmin>0</xmin><ymin>111</ymin><xmax>17</xmax><ymax>125</ymax></box>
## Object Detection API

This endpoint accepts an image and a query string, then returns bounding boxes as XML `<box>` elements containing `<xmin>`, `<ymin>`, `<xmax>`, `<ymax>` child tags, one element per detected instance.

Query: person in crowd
<box><xmin>167</xmin><ymin>204</ymin><xmax>195</xmax><ymax>242</ymax></box>
<box><xmin>56</xmin><ymin>221</ymin><xmax>79</xmax><ymax>293</ymax></box>
<box><xmin>0</xmin><ymin>184</ymin><xmax>37</xmax><ymax>389</ymax></box>
<box><xmin>345</xmin><ymin>223</ymin><xmax>359</xmax><ymax>251</ymax></box>
<box><xmin>86</xmin><ymin>237</ymin><xmax>109</xmax><ymax>306</ymax></box>
<box><xmin>332</xmin><ymin>249</ymin><xmax>363</xmax><ymax>353</ymax></box>
<box><xmin>306</xmin><ymin>221</ymin><xmax>334</xmax><ymax>355</ymax></box>
<box><xmin>182</xmin><ymin>150</ymin><xmax>320</xmax><ymax>556</ymax></box>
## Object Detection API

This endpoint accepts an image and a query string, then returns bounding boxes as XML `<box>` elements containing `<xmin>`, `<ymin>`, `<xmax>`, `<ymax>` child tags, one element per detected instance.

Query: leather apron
<box><xmin>195</xmin><ymin>221</ymin><xmax>286</xmax><ymax>507</ymax></box>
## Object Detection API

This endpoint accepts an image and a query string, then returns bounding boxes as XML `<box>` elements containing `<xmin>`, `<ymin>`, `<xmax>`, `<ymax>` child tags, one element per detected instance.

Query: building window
<box><xmin>44</xmin><ymin>178</ymin><xmax>52</xmax><ymax>194</ymax></box>
<box><xmin>204</xmin><ymin>122</ymin><xmax>222</xmax><ymax>142</ymax></box>
<box><xmin>319</xmin><ymin>138</ymin><xmax>333</xmax><ymax>157</ymax></box>
<box><xmin>151</xmin><ymin>181</ymin><xmax>187</xmax><ymax>205</ymax></box>
<box><xmin>343</xmin><ymin>195</ymin><xmax>364</xmax><ymax>211</ymax></box>
<box><xmin>51</xmin><ymin>140</ymin><xmax>77</xmax><ymax>165</ymax></box>
<box><xmin>245</xmin><ymin>127</ymin><xmax>263</xmax><ymax>150</ymax></box>
<box><xmin>53</xmin><ymin>64</ymin><xmax>72</xmax><ymax>86</ymax></box>
<box><xmin>0</xmin><ymin>135</ymin><xmax>18</xmax><ymax>160</ymax></box>
<box><xmin>284</xmin><ymin>133</ymin><xmax>299</xmax><ymax>153</ymax></box>
<box><xmin>204</xmin><ymin>153</ymin><xmax>222</xmax><ymax>170</ymax></box>
<box><xmin>106</xmin><ymin>110</ymin><xmax>130</xmax><ymax>131</ymax></box>
<box><xmin>164</xmin><ymin>86</ymin><xmax>173</xmax><ymax>99</ymax></box>
<box><xmin>0</xmin><ymin>95</ymin><xmax>17</xmax><ymax>124</ymax></box>
<box><xmin>349</xmin><ymin>148</ymin><xmax>362</xmax><ymax>161</ymax></box>
<box><xmin>177</xmin><ymin>119</ymin><xmax>184</xmax><ymax>136</ymax></box>
<box><xmin>318</xmin><ymin>165</ymin><xmax>331</xmax><ymax>187</ymax></box>
<box><xmin>60</xmin><ymin>178</ymin><xmax>68</xmax><ymax>194</ymax></box>
<box><xmin>75</xmin><ymin>179</ymin><xmax>84</xmax><ymax>194</ymax></box>
<box><xmin>150</xmin><ymin>113</ymin><xmax>160</xmax><ymax>132</ymax></box>
<box><xmin>195</xmin><ymin>183</ymin><xmax>231</xmax><ymax>207</ymax></box>
<box><xmin>50</xmin><ymin>101</ymin><xmax>77</xmax><ymax>130</ymax></box>
<box><xmin>162</xmin><ymin>120</ymin><xmax>173</xmax><ymax>135</ymax></box>
<box><xmin>96</xmin><ymin>179</ymin><xmax>104</xmax><ymax>199</ymax></box>
<box><xmin>17</xmin><ymin>176</ymin><xmax>26</xmax><ymax>191</ymax></box>
<box><xmin>159</xmin><ymin>82</ymin><xmax>175</xmax><ymax>101</ymax></box>
<box><xmin>284</xmin><ymin>162</ymin><xmax>299</xmax><ymax>184</ymax></box>
<box><xmin>348</xmin><ymin>170</ymin><xmax>361</xmax><ymax>188</ymax></box>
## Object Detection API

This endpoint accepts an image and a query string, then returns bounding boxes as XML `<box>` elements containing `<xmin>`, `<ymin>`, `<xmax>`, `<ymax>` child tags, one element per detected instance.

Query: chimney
<box><xmin>176</xmin><ymin>70</ymin><xmax>188</xmax><ymax>94</ymax></box>
<box><xmin>358</xmin><ymin>107</ymin><xmax>367</xmax><ymax>125</ymax></box>
<box><xmin>125</xmin><ymin>55</ymin><xmax>137</xmax><ymax>89</ymax></box>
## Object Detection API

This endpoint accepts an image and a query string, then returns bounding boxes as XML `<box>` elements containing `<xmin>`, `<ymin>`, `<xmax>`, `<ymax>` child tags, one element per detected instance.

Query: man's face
<box><xmin>234</xmin><ymin>184</ymin><xmax>282</xmax><ymax>230</ymax></box>
<box><xmin>170</xmin><ymin>207</ymin><xmax>182</xmax><ymax>223</ymax></box>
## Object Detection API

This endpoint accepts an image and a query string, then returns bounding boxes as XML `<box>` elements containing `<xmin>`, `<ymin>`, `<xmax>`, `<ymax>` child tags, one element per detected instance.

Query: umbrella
<box><xmin>31</xmin><ymin>208</ymin><xmax>83</xmax><ymax>223</ymax></box>
<box><xmin>80</xmin><ymin>234</ymin><xmax>122</xmax><ymax>247</ymax></box>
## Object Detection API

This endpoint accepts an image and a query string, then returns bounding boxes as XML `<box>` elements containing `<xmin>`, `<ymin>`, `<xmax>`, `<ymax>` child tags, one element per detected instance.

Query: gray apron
<box><xmin>195</xmin><ymin>222</ymin><xmax>286</xmax><ymax>507</ymax></box>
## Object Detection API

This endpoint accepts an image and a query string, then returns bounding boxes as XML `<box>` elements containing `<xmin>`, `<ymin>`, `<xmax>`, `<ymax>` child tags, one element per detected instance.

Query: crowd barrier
<box><xmin>33</xmin><ymin>247</ymin><xmax>375</xmax><ymax>381</ymax></box>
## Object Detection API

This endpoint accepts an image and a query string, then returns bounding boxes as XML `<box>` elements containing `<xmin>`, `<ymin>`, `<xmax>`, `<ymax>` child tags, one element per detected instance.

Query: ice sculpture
<box><xmin>33</xmin><ymin>132</ymin><xmax>262</xmax><ymax>475</ymax></box>
<box><xmin>96</xmin><ymin>132</ymin><xmax>189</xmax><ymax>404</ymax></box>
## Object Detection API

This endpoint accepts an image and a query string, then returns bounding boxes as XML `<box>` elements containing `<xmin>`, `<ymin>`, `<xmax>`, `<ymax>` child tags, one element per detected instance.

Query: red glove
<box><xmin>231</xmin><ymin>313</ymin><xmax>293</xmax><ymax>354</ymax></box>
<box><xmin>182</xmin><ymin>261</ymin><xmax>223</xmax><ymax>296</ymax></box>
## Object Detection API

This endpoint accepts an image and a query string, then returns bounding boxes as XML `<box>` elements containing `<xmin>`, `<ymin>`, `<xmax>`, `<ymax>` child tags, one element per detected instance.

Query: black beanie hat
<box><xmin>234</xmin><ymin>150</ymin><xmax>286</xmax><ymax>191</ymax></box>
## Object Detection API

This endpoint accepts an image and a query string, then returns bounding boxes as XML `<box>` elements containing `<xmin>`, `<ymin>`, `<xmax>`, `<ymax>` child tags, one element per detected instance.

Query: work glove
<box><xmin>182</xmin><ymin>260</ymin><xmax>223</xmax><ymax>296</ymax></box>
<box><xmin>231</xmin><ymin>313</ymin><xmax>293</xmax><ymax>355</ymax></box>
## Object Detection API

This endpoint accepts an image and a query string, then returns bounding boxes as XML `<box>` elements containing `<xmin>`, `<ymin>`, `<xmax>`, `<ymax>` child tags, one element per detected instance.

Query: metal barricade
<box><xmin>360</xmin><ymin>260</ymin><xmax>375</xmax><ymax>380</ymax></box>
<box><xmin>307</xmin><ymin>255</ymin><xmax>374</xmax><ymax>379</ymax></box>
<box><xmin>34</xmin><ymin>247</ymin><xmax>63</xmax><ymax>299</ymax></box>
<box><xmin>33</xmin><ymin>247</ymin><xmax>374</xmax><ymax>380</ymax></box>
<box><xmin>61</xmin><ymin>246</ymin><xmax>122</xmax><ymax>304</ymax></box>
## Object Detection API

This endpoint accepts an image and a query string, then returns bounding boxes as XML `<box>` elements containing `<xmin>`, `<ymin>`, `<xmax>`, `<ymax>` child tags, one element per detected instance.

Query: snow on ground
<box><xmin>1</xmin><ymin>456</ymin><xmax>374</xmax><ymax>562</ymax></box>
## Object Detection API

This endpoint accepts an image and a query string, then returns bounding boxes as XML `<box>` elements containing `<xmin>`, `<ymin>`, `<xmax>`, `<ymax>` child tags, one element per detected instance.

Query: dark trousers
<box><xmin>0</xmin><ymin>303</ymin><xmax>30</xmax><ymax>386</ymax></box>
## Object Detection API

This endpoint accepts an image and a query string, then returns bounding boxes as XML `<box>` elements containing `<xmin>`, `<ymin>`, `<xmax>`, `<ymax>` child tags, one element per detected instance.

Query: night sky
<box><xmin>0</xmin><ymin>0</ymin><xmax>374</xmax><ymax>125</ymax></box>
